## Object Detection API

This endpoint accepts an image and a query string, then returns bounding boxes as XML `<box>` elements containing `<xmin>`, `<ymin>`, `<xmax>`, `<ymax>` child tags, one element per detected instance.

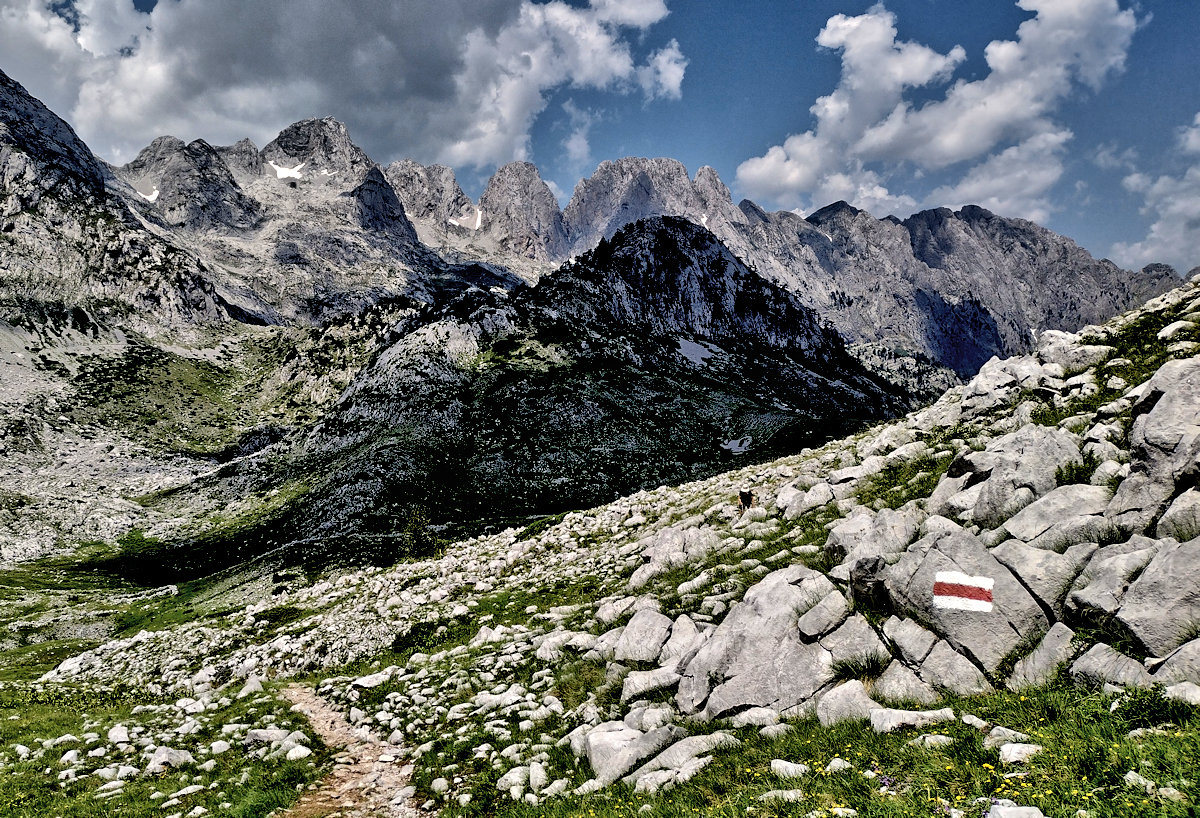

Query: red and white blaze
<box><xmin>933</xmin><ymin>571</ymin><xmax>994</xmax><ymax>612</ymax></box>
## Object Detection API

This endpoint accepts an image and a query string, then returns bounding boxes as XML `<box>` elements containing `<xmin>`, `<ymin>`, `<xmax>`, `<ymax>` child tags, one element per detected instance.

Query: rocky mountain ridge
<box><xmin>22</xmin><ymin>265</ymin><xmax>1200</xmax><ymax>818</ymax></box>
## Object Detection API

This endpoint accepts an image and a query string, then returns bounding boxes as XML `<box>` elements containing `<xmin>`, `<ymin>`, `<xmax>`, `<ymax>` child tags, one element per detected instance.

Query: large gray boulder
<box><xmin>920</xmin><ymin>641</ymin><xmax>993</xmax><ymax>696</ymax></box>
<box><xmin>1066</xmin><ymin>538</ymin><xmax>1160</xmax><ymax>619</ymax></box>
<box><xmin>1002</xmin><ymin>484</ymin><xmax>1111</xmax><ymax>551</ymax></box>
<box><xmin>1070</xmin><ymin>644</ymin><xmax>1153</xmax><ymax>689</ymax></box>
<box><xmin>1157</xmin><ymin>488</ymin><xmax>1200</xmax><ymax>542</ymax></box>
<box><xmin>1116</xmin><ymin>536</ymin><xmax>1200</xmax><ymax>657</ymax></box>
<box><xmin>816</xmin><ymin>681</ymin><xmax>882</xmax><ymax>726</ymax></box>
<box><xmin>677</xmin><ymin>565</ymin><xmax>836</xmax><ymax>720</ymax></box>
<box><xmin>820</xmin><ymin>615</ymin><xmax>890</xmax><ymax>667</ymax></box>
<box><xmin>1107</xmin><ymin>358</ymin><xmax>1200</xmax><ymax>533</ymax></box>
<box><xmin>615</xmin><ymin>610</ymin><xmax>674</xmax><ymax>664</ymax></box>
<box><xmin>874</xmin><ymin>661</ymin><xmax>939</xmax><ymax>705</ymax></box>
<box><xmin>585</xmin><ymin>723</ymin><xmax>686</xmax><ymax>785</ymax></box>
<box><xmin>887</xmin><ymin>528</ymin><xmax>1048</xmax><ymax>673</ymax></box>
<box><xmin>1153</xmin><ymin>639</ymin><xmax>1200</xmax><ymax>684</ymax></box>
<box><xmin>946</xmin><ymin>425</ymin><xmax>1082</xmax><ymax>528</ymax></box>
<box><xmin>1007</xmin><ymin>623</ymin><xmax>1077</xmax><ymax>690</ymax></box>
<box><xmin>882</xmin><ymin>616</ymin><xmax>937</xmax><ymax>665</ymax></box>
<box><xmin>991</xmin><ymin>540</ymin><xmax>1096</xmax><ymax>617</ymax></box>
<box><xmin>824</xmin><ymin>505</ymin><xmax>925</xmax><ymax>571</ymax></box>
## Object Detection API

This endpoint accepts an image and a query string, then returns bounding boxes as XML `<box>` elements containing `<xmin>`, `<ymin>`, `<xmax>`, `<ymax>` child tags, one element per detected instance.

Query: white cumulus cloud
<box><xmin>0</xmin><ymin>0</ymin><xmax>685</xmax><ymax>169</ymax></box>
<box><xmin>736</xmin><ymin>0</ymin><xmax>1138</xmax><ymax>220</ymax></box>
<box><xmin>1110</xmin><ymin>113</ymin><xmax>1200</xmax><ymax>274</ymax></box>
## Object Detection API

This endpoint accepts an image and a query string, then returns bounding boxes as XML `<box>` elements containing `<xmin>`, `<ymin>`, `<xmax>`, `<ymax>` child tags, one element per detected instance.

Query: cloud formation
<box><xmin>1111</xmin><ymin>113</ymin><xmax>1200</xmax><ymax>274</ymax></box>
<box><xmin>736</xmin><ymin>0</ymin><xmax>1138</xmax><ymax>220</ymax></box>
<box><xmin>0</xmin><ymin>0</ymin><xmax>684</xmax><ymax>168</ymax></box>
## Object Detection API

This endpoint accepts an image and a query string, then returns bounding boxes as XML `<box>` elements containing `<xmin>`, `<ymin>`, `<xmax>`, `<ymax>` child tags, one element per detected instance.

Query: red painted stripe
<box><xmin>933</xmin><ymin>582</ymin><xmax>993</xmax><ymax>602</ymax></box>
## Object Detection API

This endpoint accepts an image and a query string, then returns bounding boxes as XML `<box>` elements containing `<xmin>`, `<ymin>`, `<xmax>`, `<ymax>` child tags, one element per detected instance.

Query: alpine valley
<box><xmin>4</xmin><ymin>66</ymin><xmax>1200</xmax><ymax>818</ymax></box>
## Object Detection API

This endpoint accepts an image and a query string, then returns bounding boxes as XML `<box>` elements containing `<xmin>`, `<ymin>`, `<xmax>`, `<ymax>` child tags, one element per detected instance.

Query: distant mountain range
<box><xmin>0</xmin><ymin>66</ymin><xmax>1179</xmax><ymax>569</ymax></box>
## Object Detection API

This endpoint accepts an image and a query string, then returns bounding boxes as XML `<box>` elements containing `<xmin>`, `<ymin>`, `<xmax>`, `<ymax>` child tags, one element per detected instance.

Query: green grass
<box><xmin>433</xmin><ymin>675</ymin><xmax>1200</xmax><ymax>818</ymax></box>
<box><xmin>1056</xmin><ymin>450</ymin><xmax>1103</xmax><ymax>486</ymax></box>
<box><xmin>856</xmin><ymin>454</ymin><xmax>952</xmax><ymax>510</ymax></box>
<box><xmin>0</xmin><ymin>681</ymin><xmax>329</xmax><ymax>818</ymax></box>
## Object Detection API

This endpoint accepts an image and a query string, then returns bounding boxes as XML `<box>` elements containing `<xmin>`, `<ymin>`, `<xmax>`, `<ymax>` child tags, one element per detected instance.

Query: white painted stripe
<box><xmin>933</xmin><ymin>596</ymin><xmax>994</xmax><ymax>612</ymax></box>
<box><xmin>935</xmin><ymin>570</ymin><xmax>994</xmax><ymax>591</ymax></box>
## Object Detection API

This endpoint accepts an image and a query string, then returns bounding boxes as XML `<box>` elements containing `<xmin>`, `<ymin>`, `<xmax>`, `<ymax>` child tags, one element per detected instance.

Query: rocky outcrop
<box><xmin>260</xmin><ymin>116</ymin><xmax>373</xmax><ymax>183</ymax></box>
<box><xmin>478</xmin><ymin>161</ymin><xmax>567</xmax><ymax>261</ymax></box>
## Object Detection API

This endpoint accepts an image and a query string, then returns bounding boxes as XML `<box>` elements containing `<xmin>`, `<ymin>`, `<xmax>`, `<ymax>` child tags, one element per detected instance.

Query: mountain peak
<box><xmin>348</xmin><ymin>166</ymin><xmax>417</xmax><ymax>241</ymax></box>
<box><xmin>261</xmin><ymin>117</ymin><xmax>371</xmax><ymax>180</ymax></box>
<box><xmin>478</xmin><ymin>161</ymin><xmax>566</xmax><ymax>261</ymax></box>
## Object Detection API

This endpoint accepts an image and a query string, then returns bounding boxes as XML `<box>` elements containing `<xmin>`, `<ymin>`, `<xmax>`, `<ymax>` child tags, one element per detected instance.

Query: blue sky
<box><xmin>3</xmin><ymin>0</ymin><xmax>1198</xmax><ymax>271</ymax></box>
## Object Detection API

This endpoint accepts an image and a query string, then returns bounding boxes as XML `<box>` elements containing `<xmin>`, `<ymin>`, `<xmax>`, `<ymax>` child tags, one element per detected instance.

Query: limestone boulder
<box><xmin>1070</xmin><ymin>643</ymin><xmax>1152</xmax><ymax>689</ymax></box>
<box><xmin>874</xmin><ymin>661</ymin><xmax>939</xmax><ymax>705</ymax></box>
<box><xmin>1066</xmin><ymin>538</ymin><xmax>1160</xmax><ymax>619</ymax></box>
<box><xmin>886</xmin><ymin>528</ymin><xmax>1047</xmax><ymax>673</ymax></box>
<box><xmin>816</xmin><ymin>681</ymin><xmax>882</xmax><ymax>727</ymax></box>
<box><xmin>1007</xmin><ymin>623</ymin><xmax>1077</xmax><ymax>690</ymax></box>
<box><xmin>1107</xmin><ymin>358</ymin><xmax>1200</xmax><ymax>533</ymax></box>
<box><xmin>1157</xmin><ymin>489</ymin><xmax>1200</xmax><ymax>542</ymax></box>
<box><xmin>824</xmin><ymin>505</ymin><xmax>924</xmax><ymax>567</ymax></box>
<box><xmin>615</xmin><ymin>610</ymin><xmax>674</xmax><ymax>664</ymax></box>
<box><xmin>1002</xmin><ymin>484</ymin><xmax>1111</xmax><ymax>551</ymax></box>
<box><xmin>920</xmin><ymin>641</ymin><xmax>992</xmax><ymax>696</ymax></box>
<box><xmin>820</xmin><ymin>614</ymin><xmax>889</xmax><ymax>667</ymax></box>
<box><xmin>1153</xmin><ymin>639</ymin><xmax>1200</xmax><ymax>685</ymax></box>
<box><xmin>677</xmin><ymin>565</ymin><xmax>836</xmax><ymax>720</ymax></box>
<box><xmin>882</xmin><ymin>617</ymin><xmax>937</xmax><ymax>665</ymax></box>
<box><xmin>1116</xmin><ymin>536</ymin><xmax>1200</xmax><ymax>657</ymax></box>
<box><xmin>992</xmin><ymin>540</ymin><xmax>1096</xmax><ymax>617</ymax></box>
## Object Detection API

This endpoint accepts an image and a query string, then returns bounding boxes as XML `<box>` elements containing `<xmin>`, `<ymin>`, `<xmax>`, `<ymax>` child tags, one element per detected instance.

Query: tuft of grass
<box><xmin>1057</xmin><ymin>450</ymin><xmax>1103</xmax><ymax>486</ymax></box>
<box><xmin>831</xmin><ymin>653</ymin><xmax>890</xmax><ymax>682</ymax></box>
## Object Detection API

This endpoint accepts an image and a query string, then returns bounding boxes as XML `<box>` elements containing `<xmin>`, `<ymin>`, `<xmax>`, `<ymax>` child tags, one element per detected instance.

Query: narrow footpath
<box><xmin>281</xmin><ymin>683</ymin><xmax>424</xmax><ymax>818</ymax></box>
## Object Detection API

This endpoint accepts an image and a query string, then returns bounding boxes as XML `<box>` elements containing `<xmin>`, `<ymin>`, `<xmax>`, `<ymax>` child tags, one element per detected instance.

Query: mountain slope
<box><xmin>126</xmin><ymin>217</ymin><xmax>905</xmax><ymax>576</ymax></box>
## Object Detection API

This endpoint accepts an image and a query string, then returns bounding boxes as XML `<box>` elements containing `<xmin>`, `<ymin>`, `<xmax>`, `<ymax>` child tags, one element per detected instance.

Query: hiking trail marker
<box><xmin>933</xmin><ymin>571</ymin><xmax>994</xmax><ymax>612</ymax></box>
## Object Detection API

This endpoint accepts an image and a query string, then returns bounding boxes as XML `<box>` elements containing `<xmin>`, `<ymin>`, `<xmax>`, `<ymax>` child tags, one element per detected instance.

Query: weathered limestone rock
<box><xmin>869</xmin><ymin>707</ymin><xmax>956</xmax><ymax>733</ymax></box>
<box><xmin>1067</xmin><ymin>538</ymin><xmax>1159</xmax><ymax>618</ymax></box>
<box><xmin>816</xmin><ymin>681</ymin><xmax>882</xmax><ymax>727</ymax></box>
<box><xmin>677</xmin><ymin>565</ymin><xmax>836</xmax><ymax>719</ymax></box>
<box><xmin>1007</xmin><ymin>623</ymin><xmax>1077</xmax><ymax>690</ymax></box>
<box><xmin>659</xmin><ymin>615</ymin><xmax>703</xmax><ymax>669</ymax></box>
<box><xmin>615</xmin><ymin>610</ymin><xmax>674</xmax><ymax>664</ymax></box>
<box><xmin>882</xmin><ymin>616</ymin><xmax>937</xmax><ymax>665</ymax></box>
<box><xmin>622</xmin><ymin>733</ymin><xmax>738</xmax><ymax>787</ymax></box>
<box><xmin>1157</xmin><ymin>489</ymin><xmax>1200</xmax><ymax>542</ymax></box>
<box><xmin>820</xmin><ymin>615</ymin><xmax>889</xmax><ymax>667</ymax></box>
<box><xmin>992</xmin><ymin>541</ymin><xmax>1096</xmax><ymax>617</ymax></box>
<box><xmin>920</xmin><ymin>641</ymin><xmax>992</xmax><ymax>696</ymax></box>
<box><xmin>797</xmin><ymin>590</ymin><xmax>849</xmax><ymax>640</ymax></box>
<box><xmin>1003</xmin><ymin>484</ymin><xmax>1111</xmax><ymax>550</ymax></box>
<box><xmin>621</xmin><ymin>668</ymin><xmax>681</xmax><ymax>702</ymax></box>
<box><xmin>999</xmin><ymin>743</ymin><xmax>1043</xmax><ymax>764</ymax></box>
<box><xmin>887</xmin><ymin>527</ymin><xmax>1047</xmax><ymax>673</ymax></box>
<box><xmin>1070</xmin><ymin>644</ymin><xmax>1153</xmax><ymax>689</ymax></box>
<box><xmin>1107</xmin><ymin>358</ymin><xmax>1200</xmax><ymax>533</ymax></box>
<box><xmin>785</xmin><ymin>483</ymin><xmax>834</xmax><ymax>519</ymax></box>
<box><xmin>585</xmin><ymin>723</ymin><xmax>686</xmax><ymax>785</ymax></box>
<box><xmin>874</xmin><ymin>661</ymin><xmax>939</xmax><ymax>705</ymax></box>
<box><xmin>946</xmin><ymin>425</ymin><xmax>1081</xmax><ymax>527</ymax></box>
<box><xmin>1036</xmin><ymin>329</ymin><xmax>1114</xmax><ymax>371</ymax></box>
<box><xmin>824</xmin><ymin>506</ymin><xmax>924</xmax><ymax>567</ymax></box>
<box><xmin>1153</xmin><ymin>639</ymin><xmax>1200</xmax><ymax>684</ymax></box>
<box><xmin>1117</xmin><ymin>536</ymin><xmax>1200</xmax><ymax>656</ymax></box>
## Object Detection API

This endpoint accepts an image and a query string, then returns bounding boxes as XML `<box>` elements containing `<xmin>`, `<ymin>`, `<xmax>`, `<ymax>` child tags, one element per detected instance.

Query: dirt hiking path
<box><xmin>281</xmin><ymin>683</ymin><xmax>424</xmax><ymax>818</ymax></box>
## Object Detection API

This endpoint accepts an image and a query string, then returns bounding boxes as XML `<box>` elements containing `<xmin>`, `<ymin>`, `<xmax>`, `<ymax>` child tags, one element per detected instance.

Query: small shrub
<box><xmin>1056</xmin><ymin>450</ymin><xmax>1101</xmax><ymax>486</ymax></box>
<box><xmin>1113</xmin><ymin>684</ymin><xmax>1197</xmax><ymax>729</ymax></box>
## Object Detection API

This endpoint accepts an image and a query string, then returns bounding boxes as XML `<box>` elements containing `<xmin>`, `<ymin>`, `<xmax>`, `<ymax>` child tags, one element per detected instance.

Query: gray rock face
<box><xmin>677</xmin><ymin>565</ymin><xmax>836</xmax><ymax>719</ymax></box>
<box><xmin>349</xmin><ymin>167</ymin><xmax>418</xmax><ymax>242</ymax></box>
<box><xmin>478</xmin><ymin>161</ymin><xmax>567</xmax><ymax>261</ymax></box>
<box><xmin>1116</xmin><ymin>536</ymin><xmax>1200</xmax><ymax>656</ymax></box>
<box><xmin>1070</xmin><ymin>643</ymin><xmax>1153</xmax><ymax>688</ymax></box>
<box><xmin>117</xmin><ymin>136</ymin><xmax>261</xmax><ymax>230</ymax></box>
<box><xmin>1007</xmin><ymin>623</ymin><xmax>1077</xmax><ymax>690</ymax></box>
<box><xmin>1154</xmin><ymin>639</ymin><xmax>1200</xmax><ymax>684</ymax></box>
<box><xmin>215</xmin><ymin>137</ymin><xmax>263</xmax><ymax>182</ymax></box>
<box><xmin>887</xmin><ymin>528</ymin><xmax>1048</xmax><ymax>674</ymax></box>
<box><xmin>260</xmin><ymin>116</ymin><xmax>372</xmax><ymax>182</ymax></box>
<box><xmin>1067</xmin><ymin>538</ymin><xmax>1159</xmax><ymax>619</ymax></box>
<box><xmin>384</xmin><ymin>159</ymin><xmax>474</xmax><ymax>227</ymax></box>
<box><xmin>819</xmin><ymin>615</ymin><xmax>889</xmax><ymax>667</ymax></box>
<box><xmin>1001</xmin><ymin>484</ymin><xmax>1110</xmax><ymax>548</ymax></box>
<box><xmin>882</xmin><ymin>617</ymin><xmax>937</xmax><ymax>665</ymax></box>
<box><xmin>563</xmin><ymin>158</ymin><xmax>740</xmax><ymax>254</ymax></box>
<box><xmin>1108</xmin><ymin>358</ymin><xmax>1200</xmax><ymax>533</ymax></box>
<box><xmin>585</xmin><ymin>723</ymin><xmax>685</xmax><ymax>785</ymax></box>
<box><xmin>1157</xmin><ymin>488</ymin><xmax>1200</xmax><ymax>542</ymax></box>
<box><xmin>816</xmin><ymin>680</ymin><xmax>882</xmax><ymax>726</ymax></box>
